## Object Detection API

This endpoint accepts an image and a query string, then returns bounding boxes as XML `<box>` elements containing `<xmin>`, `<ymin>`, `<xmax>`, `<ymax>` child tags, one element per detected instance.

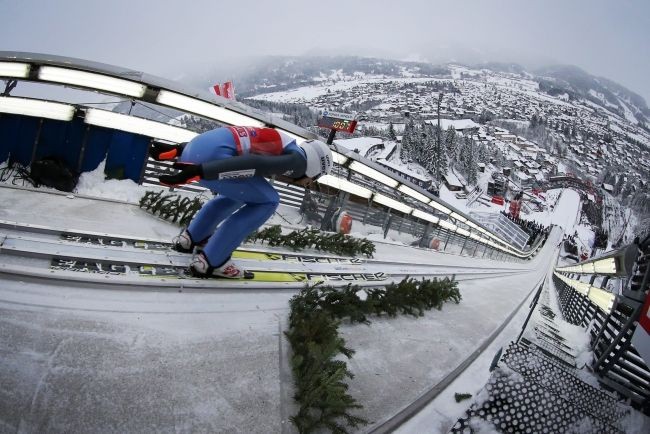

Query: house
<box><xmin>424</xmin><ymin>118</ymin><xmax>480</xmax><ymax>135</ymax></box>
<box><xmin>375</xmin><ymin>158</ymin><xmax>432</xmax><ymax>189</ymax></box>
<box><xmin>495</xmin><ymin>132</ymin><xmax>518</xmax><ymax>143</ymax></box>
<box><xmin>524</xmin><ymin>161</ymin><xmax>540</xmax><ymax>170</ymax></box>
<box><xmin>443</xmin><ymin>173</ymin><xmax>465</xmax><ymax>191</ymax></box>
<box><xmin>512</xmin><ymin>171</ymin><xmax>532</xmax><ymax>188</ymax></box>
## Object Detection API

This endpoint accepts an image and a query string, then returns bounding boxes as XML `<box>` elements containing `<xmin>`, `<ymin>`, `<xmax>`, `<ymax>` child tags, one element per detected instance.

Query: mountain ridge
<box><xmin>199</xmin><ymin>55</ymin><xmax>647</xmax><ymax>123</ymax></box>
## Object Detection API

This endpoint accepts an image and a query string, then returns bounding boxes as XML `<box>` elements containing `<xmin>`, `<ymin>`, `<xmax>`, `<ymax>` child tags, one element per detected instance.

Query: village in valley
<box><xmin>244</xmin><ymin>61</ymin><xmax>650</xmax><ymax>248</ymax></box>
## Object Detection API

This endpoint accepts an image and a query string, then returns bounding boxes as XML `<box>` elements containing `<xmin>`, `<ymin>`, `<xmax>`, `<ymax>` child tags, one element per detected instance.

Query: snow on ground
<box><xmin>625</xmin><ymin>130</ymin><xmax>650</xmax><ymax>147</ymax></box>
<box><xmin>75</xmin><ymin>160</ymin><xmax>162</xmax><ymax>203</ymax></box>
<box><xmin>248</xmin><ymin>76</ymin><xmax>447</xmax><ymax>105</ymax></box>
<box><xmin>333</xmin><ymin>136</ymin><xmax>384</xmax><ymax>158</ymax></box>
<box><xmin>0</xmin><ymin>159</ymin><xmax>161</xmax><ymax>205</ymax></box>
<box><xmin>0</xmin><ymin>182</ymin><xmax>564</xmax><ymax>432</ymax></box>
<box><xmin>525</xmin><ymin>188</ymin><xmax>566</xmax><ymax>228</ymax></box>
<box><xmin>400</xmin><ymin>197</ymin><xmax>649</xmax><ymax>433</ymax></box>
<box><xmin>619</xmin><ymin>98</ymin><xmax>640</xmax><ymax>124</ymax></box>
<box><xmin>520</xmin><ymin>88</ymin><xmax>575</xmax><ymax>107</ymax></box>
<box><xmin>3</xmin><ymin>162</ymin><xmax>646</xmax><ymax>432</ymax></box>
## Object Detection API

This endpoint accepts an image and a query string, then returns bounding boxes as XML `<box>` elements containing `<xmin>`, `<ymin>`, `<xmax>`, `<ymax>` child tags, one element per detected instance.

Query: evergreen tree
<box><xmin>400</xmin><ymin>118</ymin><xmax>416</xmax><ymax>160</ymax></box>
<box><xmin>476</xmin><ymin>141</ymin><xmax>489</xmax><ymax>165</ymax></box>
<box><xmin>621</xmin><ymin>183</ymin><xmax>635</xmax><ymax>205</ymax></box>
<box><xmin>461</xmin><ymin>136</ymin><xmax>478</xmax><ymax>185</ymax></box>
<box><xmin>428</xmin><ymin>122</ymin><xmax>447</xmax><ymax>183</ymax></box>
<box><xmin>615</xmin><ymin>175</ymin><xmax>626</xmax><ymax>196</ymax></box>
<box><xmin>493</xmin><ymin>148</ymin><xmax>504</xmax><ymax>168</ymax></box>
<box><xmin>388</xmin><ymin>122</ymin><xmax>397</xmax><ymax>141</ymax></box>
<box><xmin>418</xmin><ymin>129</ymin><xmax>428</xmax><ymax>171</ymax></box>
<box><xmin>604</xmin><ymin>132</ymin><xmax>613</xmax><ymax>143</ymax></box>
<box><xmin>445</xmin><ymin>126</ymin><xmax>457</xmax><ymax>166</ymax></box>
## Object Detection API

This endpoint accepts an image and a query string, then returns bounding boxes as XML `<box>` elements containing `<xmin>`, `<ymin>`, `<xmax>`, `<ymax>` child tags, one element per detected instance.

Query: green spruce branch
<box><xmin>139</xmin><ymin>190</ymin><xmax>204</xmax><ymax>227</ymax></box>
<box><xmin>287</xmin><ymin>277</ymin><xmax>461</xmax><ymax>433</ymax></box>
<box><xmin>248</xmin><ymin>225</ymin><xmax>376</xmax><ymax>258</ymax></box>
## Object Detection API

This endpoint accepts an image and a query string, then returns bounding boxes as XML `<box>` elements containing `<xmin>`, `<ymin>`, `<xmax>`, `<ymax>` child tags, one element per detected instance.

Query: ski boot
<box><xmin>189</xmin><ymin>252</ymin><xmax>247</xmax><ymax>279</ymax></box>
<box><xmin>172</xmin><ymin>229</ymin><xmax>208</xmax><ymax>253</ymax></box>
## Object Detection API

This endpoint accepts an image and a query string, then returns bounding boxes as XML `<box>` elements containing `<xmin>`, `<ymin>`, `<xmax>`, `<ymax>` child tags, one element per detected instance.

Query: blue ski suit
<box><xmin>177</xmin><ymin>126</ymin><xmax>307</xmax><ymax>267</ymax></box>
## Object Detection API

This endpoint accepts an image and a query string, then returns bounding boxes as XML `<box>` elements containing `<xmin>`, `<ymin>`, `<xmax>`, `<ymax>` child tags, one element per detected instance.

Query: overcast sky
<box><xmin>1</xmin><ymin>0</ymin><xmax>649</xmax><ymax>103</ymax></box>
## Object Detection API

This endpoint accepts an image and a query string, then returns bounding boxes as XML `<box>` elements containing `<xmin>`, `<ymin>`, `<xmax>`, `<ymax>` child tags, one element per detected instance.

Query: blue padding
<box><xmin>33</xmin><ymin>118</ymin><xmax>85</xmax><ymax>170</ymax></box>
<box><xmin>105</xmin><ymin>130</ymin><xmax>150</xmax><ymax>182</ymax></box>
<box><xmin>82</xmin><ymin>127</ymin><xmax>150</xmax><ymax>182</ymax></box>
<box><xmin>0</xmin><ymin>114</ymin><xmax>40</xmax><ymax>165</ymax></box>
<box><xmin>81</xmin><ymin>127</ymin><xmax>112</xmax><ymax>173</ymax></box>
<box><xmin>1</xmin><ymin>115</ymin><xmax>149</xmax><ymax>183</ymax></box>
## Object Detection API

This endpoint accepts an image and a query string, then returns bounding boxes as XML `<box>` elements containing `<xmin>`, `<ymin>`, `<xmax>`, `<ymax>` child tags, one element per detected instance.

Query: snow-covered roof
<box><xmin>514</xmin><ymin>171</ymin><xmax>531</xmax><ymax>180</ymax></box>
<box><xmin>375</xmin><ymin>142</ymin><xmax>397</xmax><ymax>159</ymax></box>
<box><xmin>443</xmin><ymin>173</ymin><xmax>464</xmax><ymax>187</ymax></box>
<box><xmin>334</xmin><ymin>137</ymin><xmax>384</xmax><ymax>158</ymax></box>
<box><xmin>521</xmin><ymin>151</ymin><xmax>538</xmax><ymax>160</ymax></box>
<box><xmin>524</xmin><ymin>161</ymin><xmax>540</xmax><ymax>169</ymax></box>
<box><xmin>424</xmin><ymin>118</ymin><xmax>480</xmax><ymax>131</ymax></box>
<box><xmin>375</xmin><ymin>158</ymin><xmax>431</xmax><ymax>182</ymax></box>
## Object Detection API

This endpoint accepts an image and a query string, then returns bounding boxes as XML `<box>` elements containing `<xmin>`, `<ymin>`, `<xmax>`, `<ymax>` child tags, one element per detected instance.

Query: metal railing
<box><xmin>553</xmin><ymin>235</ymin><xmax>650</xmax><ymax>410</ymax></box>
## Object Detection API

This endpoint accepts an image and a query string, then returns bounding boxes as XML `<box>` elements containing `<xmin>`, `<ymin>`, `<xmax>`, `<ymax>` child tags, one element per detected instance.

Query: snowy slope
<box><xmin>1</xmin><ymin>178</ymin><xmax>645</xmax><ymax>433</ymax></box>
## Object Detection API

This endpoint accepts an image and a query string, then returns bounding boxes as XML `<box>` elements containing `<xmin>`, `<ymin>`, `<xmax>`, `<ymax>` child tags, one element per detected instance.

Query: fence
<box><xmin>450</xmin><ymin>236</ymin><xmax>650</xmax><ymax>432</ymax></box>
<box><xmin>470</xmin><ymin>211</ymin><xmax>530</xmax><ymax>250</ymax></box>
<box><xmin>553</xmin><ymin>235</ymin><xmax>650</xmax><ymax>411</ymax></box>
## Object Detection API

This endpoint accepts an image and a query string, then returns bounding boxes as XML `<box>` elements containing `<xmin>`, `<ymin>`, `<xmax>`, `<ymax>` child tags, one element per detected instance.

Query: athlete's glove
<box><xmin>159</xmin><ymin>162</ymin><xmax>203</xmax><ymax>186</ymax></box>
<box><xmin>149</xmin><ymin>142</ymin><xmax>186</xmax><ymax>161</ymax></box>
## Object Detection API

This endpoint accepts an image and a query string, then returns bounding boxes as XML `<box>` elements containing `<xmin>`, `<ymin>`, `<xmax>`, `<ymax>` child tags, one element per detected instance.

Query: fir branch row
<box><xmin>247</xmin><ymin>225</ymin><xmax>376</xmax><ymax>258</ymax></box>
<box><xmin>139</xmin><ymin>190</ymin><xmax>204</xmax><ymax>227</ymax></box>
<box><xmin>286</xmin><ymin>277</ymin><xmax>461</xmax><ymax>433</ymax></box>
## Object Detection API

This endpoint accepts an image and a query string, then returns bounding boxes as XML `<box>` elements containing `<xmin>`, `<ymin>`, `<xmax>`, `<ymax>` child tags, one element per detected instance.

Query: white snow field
<box><xmin>0</xmin><ymin>183</ymin><xmax>645</xmax><ymax>433</ymax></box>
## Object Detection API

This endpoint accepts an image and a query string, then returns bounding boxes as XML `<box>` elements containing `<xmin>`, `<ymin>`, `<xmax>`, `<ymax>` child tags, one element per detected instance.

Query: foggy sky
<box><xmin>1</xmin><ymin>0</ymin><xmax>649</xmax><ymax>103</ymax></box>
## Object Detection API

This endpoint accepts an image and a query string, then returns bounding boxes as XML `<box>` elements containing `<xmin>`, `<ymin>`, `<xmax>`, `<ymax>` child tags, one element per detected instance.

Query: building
<box><xmin>424</xmin><ymin>118</ymin><xmax>480</xmax><ymax>135</ymax></box>
<box><xmin>443</xmin><ymin>173</ymin><xmax>465</xmax><ymax>191</ymax></box>
<box><xmin>375</xmin><ymin>158</ymin><xmax>432</xmax><ymax>189</ymax></box>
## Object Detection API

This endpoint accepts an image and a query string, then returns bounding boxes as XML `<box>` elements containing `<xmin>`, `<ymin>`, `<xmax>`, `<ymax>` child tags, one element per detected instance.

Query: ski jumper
<box><xmin>179</xmin><ymin>126</ymin><xmax>307</xmax><ymax>267</ymax></box>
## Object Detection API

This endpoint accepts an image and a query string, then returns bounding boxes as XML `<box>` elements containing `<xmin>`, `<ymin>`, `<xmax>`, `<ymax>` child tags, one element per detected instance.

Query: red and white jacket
<box><xmin>228</xmin><ymin>126</ymin><xmax>296</xmax><ymax>156</ymax></box>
